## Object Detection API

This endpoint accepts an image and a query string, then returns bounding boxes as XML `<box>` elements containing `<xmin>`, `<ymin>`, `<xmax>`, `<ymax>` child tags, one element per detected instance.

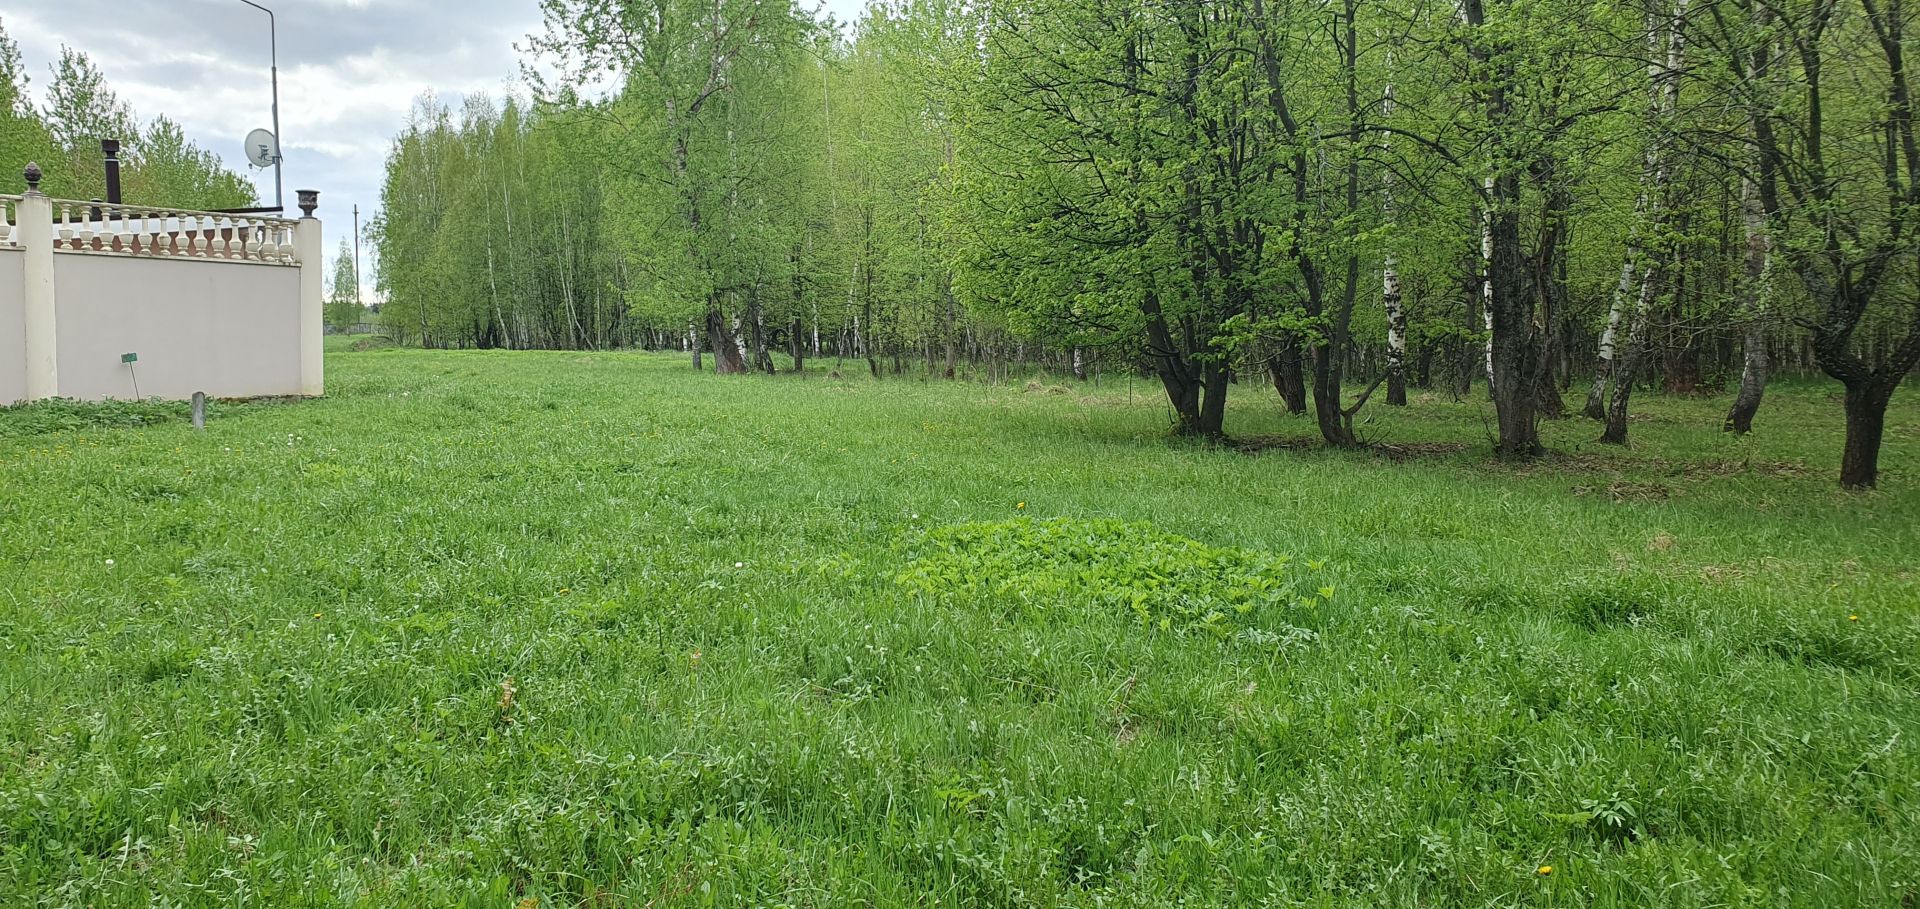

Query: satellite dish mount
<box><xmin>246</xmin><ymin>128</ymin><xmax>279</xmax><ymax>169</ymax></box>
<box><xmin>212</xmin><ymin>1</ymin><xmax>285</xmax><ymax>216</ymax></box>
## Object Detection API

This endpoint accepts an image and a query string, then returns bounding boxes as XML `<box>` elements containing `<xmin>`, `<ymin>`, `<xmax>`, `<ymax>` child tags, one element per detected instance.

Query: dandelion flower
<box><xmin>1017</xmin><ymin>502</ymin><xmax>1026</xmax><ymax>510</ymax></box>
<box><xmin>1537</xmin><ymin>865</ymin><xmax>1553</xmax><ymax>876</ymax></box>
<box><xmin>1849</xmin><ymin>615</ymin><xmax>1860</xmax><ymax>621</ymax></box>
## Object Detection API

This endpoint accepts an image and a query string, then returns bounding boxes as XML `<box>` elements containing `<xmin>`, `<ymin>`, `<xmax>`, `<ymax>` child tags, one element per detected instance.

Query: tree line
<box><xmin>1</xmin><ymin>19</ymin><xmax>254</xmax><ymax>210</ymax></box>
<box><xmin>371</xmin><ymin>0</ymin><xmax>1920</xmax><ymax>489</ymax></box>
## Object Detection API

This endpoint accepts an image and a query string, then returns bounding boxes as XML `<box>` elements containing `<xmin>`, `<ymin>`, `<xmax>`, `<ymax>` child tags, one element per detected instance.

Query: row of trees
<box><xmin>373</xmin><ymin>0</ymin><xmax>1919</xmax><ymax>488</ymax></box>
<box><xmin>1</xmin><ymin>19</ymin><xmax>254</xmax><ymax>209</ymax></box>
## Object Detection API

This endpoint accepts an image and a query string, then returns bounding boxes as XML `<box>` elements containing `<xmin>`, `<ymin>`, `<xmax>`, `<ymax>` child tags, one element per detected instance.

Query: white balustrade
<box><xmin>0</xmin><ymin>195</ymin><xmax>20</xmax><ymax>248</ymax></box>
<box><xmin>24</xmin><ymin>197</ymin><xmax>302</xmax><ymax>265</ymax></box>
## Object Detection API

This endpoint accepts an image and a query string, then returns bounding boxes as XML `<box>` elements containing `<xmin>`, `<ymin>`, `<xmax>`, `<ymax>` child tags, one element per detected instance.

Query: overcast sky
<box><xmin>6</xmin><ymin>0</ymin><xmax>864</xmax><ymax>294</ymax></box>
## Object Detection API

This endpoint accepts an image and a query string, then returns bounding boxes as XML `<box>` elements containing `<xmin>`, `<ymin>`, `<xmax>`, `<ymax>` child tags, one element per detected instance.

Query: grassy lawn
<box><xmin>2</xmin><ymin>344</ymin><xmax>1917</xmax><ymax>907</ymax></box>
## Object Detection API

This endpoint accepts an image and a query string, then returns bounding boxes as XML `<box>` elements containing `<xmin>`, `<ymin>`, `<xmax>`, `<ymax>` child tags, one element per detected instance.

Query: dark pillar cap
<box><xmin>297</xmin><ymin>189</ymin><xmax>319</xmax><ymax>218</ymax></box>
<box><xmin>23</xmin><ymin>162</ymin><xmax>42</xmax><ymax>191</ymax></box>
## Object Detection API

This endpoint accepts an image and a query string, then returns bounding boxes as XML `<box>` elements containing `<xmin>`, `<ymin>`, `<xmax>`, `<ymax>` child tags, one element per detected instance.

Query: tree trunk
<box><xmin>1725</xmin><ymin>323</ymin><xmax>1769</xmax><ymax>434</ymax></box>
<box><xmin>1839</xmin><ymin>382</ymin><xmax>1892</xmax><ymax>489</ymax></box>
<box><xmin>1587</xmin><ymin>222</ymin><xmax>1640</xmax><ymax>420</ymax></box>
<box><xmin>1384</xmin><ymin>259</ymin><xmax>1408</xmax><ymax>406</ymax></box>
<box><xmin>1487</xmin><ymin>175</ymin><xmax>1543</xmax><ymax>458</ymax></box>
<box><xmin>943</xmin><ymin>282</ymin><xmax>958</xmax><ymax>379</ymax></box>
<box><xmin>1533</xmin><ymin>182</ymin><xmax>1571</xmax><ymax>421</ymax></box>
<box><xmin>1599</xmin><ymin>340</ymin><xmax>1641</xmax><ymax>444</ymax></box>
<box><xmin>1198</xmin><ymin>359</ymin><xmax>1229</xmax><ymax>438</ymax></box>
<box><xmin>1456</xmin><ymin>212</ymin><xmax>1482</xmax><ymax>400</ymax></box>
<box><xmin>1271</xmin><ymin>341</ymin><xmax>1308</xmax><ymax>414</ymax></box>
<box><xmin>789</xmin><ymin>317</ymin><xmax>807</xmax><ymax>374</ymax></box>
<box><xmin>1141</xmin><ymin>292</ymin><xmax>1212</xmax><ymax>437</ymax></box>
<box><xmin>1724</xmin><ymin>175</ymin><xmax>1771</xmax><ymax>433</ymax></box>
<box><xmin>707</xmin><ymin>305</ymin><xmax>748</xmax><ymax>375</ymax></box>
<box><xmin>1380</xmin><ymin>76</ymin><xmax>1408</xmax><ymax>407</ymax></box>
<box><xmin>1601</xmin><ymin>263</ymin><xmax>1657</xmax><ymax>445</ymax></box>
<box><xmin>749</xmin><ymin>296</ymin><xmax>775</xmax><ymax>375</ymax></box>
<box><xmin>1312</xmin><ymin>346</ymin><xmax>1358</xmax><ymax>447</ymax></box>
<box><xmin>1601</xmin><ymin>0</ymin><xmax>1687</xmax><ymax>435</ymax></box>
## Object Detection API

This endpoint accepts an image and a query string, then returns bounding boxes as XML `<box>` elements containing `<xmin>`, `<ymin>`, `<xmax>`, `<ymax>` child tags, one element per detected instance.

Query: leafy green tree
<box><xmin>530</xmin><ymin>0</ymin><xmax>815</xmax><ymax>373</ymax></box>
<box><xmin>325</xmin><ymin>239</ymin><xmax>363</xmax><ymax>331</ymax></box>
<box><xmin>126</xmin><ymin>116</ymin><xmax>254</xmax><ymax>210</ymax></box>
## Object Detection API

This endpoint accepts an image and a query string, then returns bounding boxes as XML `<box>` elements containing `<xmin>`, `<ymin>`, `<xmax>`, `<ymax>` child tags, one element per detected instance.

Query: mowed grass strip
<box><xmin>1</xmin><ymin>345</ymin><xmax>1916</xmax><ymax>907</ymax></box>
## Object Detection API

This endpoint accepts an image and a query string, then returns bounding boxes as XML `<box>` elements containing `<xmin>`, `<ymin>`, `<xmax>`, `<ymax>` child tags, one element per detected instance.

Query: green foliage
<box><xmin>0</xmin><ymin>397</ymin><xmax>192</xmax><ymax>438</ymax></box>
<box><xmin>324</xmin><ymin>238</ymin><xmax>363</xmax><ymax>331</ymax></box>
<box><xmin>0</xmin><ymin>25</ymin><xmax>252</xmax><ymax>208</ymax></box>
<box><xmin>896</xmin><ymin>517</ymin><xmax>1319</xmax><ymax>637</ymax></box>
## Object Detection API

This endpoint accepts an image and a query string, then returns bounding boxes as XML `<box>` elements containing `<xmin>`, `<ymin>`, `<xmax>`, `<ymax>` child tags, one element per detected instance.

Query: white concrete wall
<box><xmin>0</xmin><ymin>249</ymin><xmax>24</xmax><ymax>405</ymax></box>
<box><xmin>48</xmin><ymin>254</ymin><xmax>303</xmax><ymax>401</ymax></box>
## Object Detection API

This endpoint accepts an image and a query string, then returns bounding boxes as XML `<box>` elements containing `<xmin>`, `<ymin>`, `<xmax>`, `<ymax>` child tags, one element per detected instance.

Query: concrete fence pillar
<box><xmin>18</xmin><ymin>171</ymin><xmax>58</xmax><ymax>401</ymax></box>
<box><xmin>295</xmin><ymin>190</ymin><xmax>323</xmax><ymax>397</ymax></box>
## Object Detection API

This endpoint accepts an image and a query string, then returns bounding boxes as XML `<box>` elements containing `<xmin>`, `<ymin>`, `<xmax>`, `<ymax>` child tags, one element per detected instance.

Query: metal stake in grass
<box><xmin>191</xmin><ymin>392</ymin><xmax>206</xmax><ymax>431</ymax></box>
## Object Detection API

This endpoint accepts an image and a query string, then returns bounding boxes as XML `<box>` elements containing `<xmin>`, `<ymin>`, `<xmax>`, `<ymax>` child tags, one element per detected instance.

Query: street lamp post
<box><xmin>238</xmin><ymin>0</ymin><xmax>283</xmax><ymax>213</ymax></box>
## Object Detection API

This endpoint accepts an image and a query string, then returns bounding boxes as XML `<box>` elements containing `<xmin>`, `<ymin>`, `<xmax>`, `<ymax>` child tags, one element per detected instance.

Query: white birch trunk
<box><xmin>1381</xmin><ymin>77</ymin><xmax>1408</xmax><ymax>399</ymax></box>
<box><xmin>1481</xmin><ymin>176</ymin><xmax>1495</xmax><ymax>387</ymax></box>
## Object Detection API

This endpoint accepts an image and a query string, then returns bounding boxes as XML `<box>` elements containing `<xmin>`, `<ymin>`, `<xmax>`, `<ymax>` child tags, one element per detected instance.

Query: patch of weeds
<box><xmin>1556</xmin><ymin>574</ymin><xmax>1681</xmax><ymax>631</ymax></box>
<box><xmin>126</xmin><ymin>641</ymin><xmax>202</xmax><ymax>685</ymax></box>
<box><xmin>1757</xmin><ymin>622</ymin><xmax>1909</xmax><ymax>679</ymax></box>
<box><xmin>895</xmin><ymin>517</ymin><xmax>1321</xmax><ymax>637</ymax></box>
<box><xmin>347</xmin><ymin>336</ymin><xmax>397</xmax><ymax>352</ymax></box>
<box><xmin>1547</xmin><ymin>792</ymin><xmax>1647</xmax><ymax>848</ymax></box>
<box><xmin>0</xmin><ymin>397</ymin><xmax>188</xmax><ymax>438</ymax></box>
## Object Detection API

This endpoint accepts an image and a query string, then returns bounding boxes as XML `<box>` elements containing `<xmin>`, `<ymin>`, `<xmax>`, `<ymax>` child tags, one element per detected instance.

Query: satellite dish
<box><xmin>245</xmin><ymin>128</ymin><xmax>279</xmax><ymax>168</ymax></box>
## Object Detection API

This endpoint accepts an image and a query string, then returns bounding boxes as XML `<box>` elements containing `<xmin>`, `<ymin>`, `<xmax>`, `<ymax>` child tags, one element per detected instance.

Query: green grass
<box><xmin>2</xmin><ymin>344</ymin><xmax>1917</xmax><ymax>907</ymax></box>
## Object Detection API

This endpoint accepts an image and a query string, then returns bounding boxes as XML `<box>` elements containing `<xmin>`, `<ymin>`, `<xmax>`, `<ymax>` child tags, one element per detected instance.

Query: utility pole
<box><xmin>353</xmin><ymin>203</ymin><xmax>361</xmax><ymax>310</ymax></box>
<box><xmin>238</xmin><ymin>0</ymin><xmax>283</xmax><ymax>212</ymax></box>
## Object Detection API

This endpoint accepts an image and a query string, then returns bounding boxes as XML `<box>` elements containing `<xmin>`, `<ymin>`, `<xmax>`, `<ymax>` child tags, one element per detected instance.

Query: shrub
<box><xmin>895</xmin><ymin>518</ymin><xmax>1321</xmax><ymax>636</ymax></box>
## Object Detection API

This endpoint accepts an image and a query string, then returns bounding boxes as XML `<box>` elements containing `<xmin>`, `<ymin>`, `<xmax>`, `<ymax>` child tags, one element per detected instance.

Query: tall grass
<box><xmin>1</xmin><ymin>345</ymin><xmax>1915</xmax><ymax>906</ymax></box>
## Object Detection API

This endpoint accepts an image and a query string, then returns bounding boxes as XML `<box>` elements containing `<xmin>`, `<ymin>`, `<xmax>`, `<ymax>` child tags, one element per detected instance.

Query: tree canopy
<box><xmin>371</xmin><ymin>0</ymin><xmax>1920</xmax><ymax>488</ymax></box>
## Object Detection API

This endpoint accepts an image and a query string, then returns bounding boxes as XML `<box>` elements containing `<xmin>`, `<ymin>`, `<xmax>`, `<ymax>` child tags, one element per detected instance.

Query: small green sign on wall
<box><xmin>121</xmin><ymin>352</ymin><xmax>138</xmax><ymax>364</ymax></box>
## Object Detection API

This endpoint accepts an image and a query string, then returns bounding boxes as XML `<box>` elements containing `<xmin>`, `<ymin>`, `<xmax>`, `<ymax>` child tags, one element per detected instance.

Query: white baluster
<box><xmin>56</xmin><ymin>204</ymin><xmax>75</xmax><ymax>249</ymax></box>
<box><xmin>191</xmin><ymin>215</ymin><xmax>209</xmax><ymax>257</ymax></box>
<box><xmin>130</xmin><ymin>213</ymin><xmax>145</xmax><ymax>255</ymax></box>
<box><xmin>112</xmin><ymin>208</ymin><xmax>131</xmax><ymax>253</ymax></box>
<box><xmin>244</xmin><ymin>221</ymin><xmax>263</xmax><ymax>260</ymax></box>
<box><xmin>76</xmin><ymin>207</ymin><xmax>97</xmax><ymax>250</ymax></box>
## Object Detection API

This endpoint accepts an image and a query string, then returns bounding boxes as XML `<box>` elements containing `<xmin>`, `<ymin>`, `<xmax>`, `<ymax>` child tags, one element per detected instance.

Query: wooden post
<box><xmin>191</xmin><ymin>392</ymin><xmax>206</xmax><ymax>430</ymax></box>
